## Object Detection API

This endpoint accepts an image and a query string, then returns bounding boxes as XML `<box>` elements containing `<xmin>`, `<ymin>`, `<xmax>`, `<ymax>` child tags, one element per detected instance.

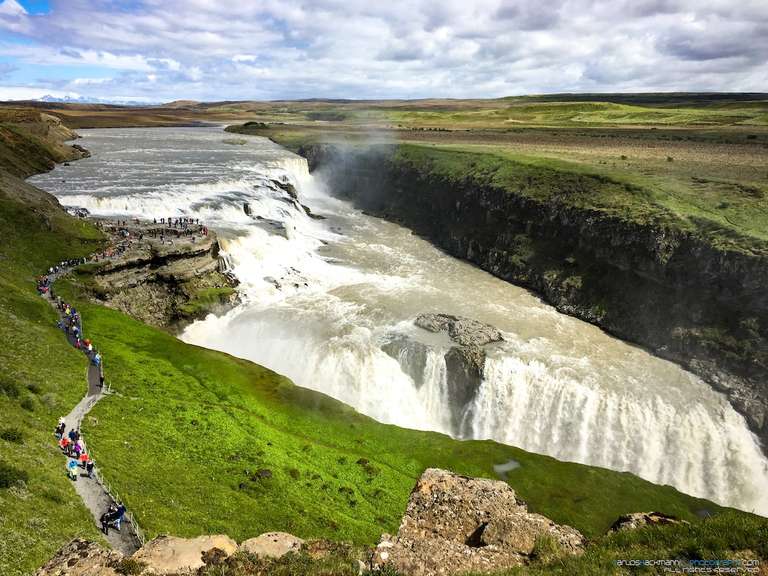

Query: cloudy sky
<box><xmin>0</xmin><ymin>0</ymin><xmax>765</xmax><ymax>102</ymax></box>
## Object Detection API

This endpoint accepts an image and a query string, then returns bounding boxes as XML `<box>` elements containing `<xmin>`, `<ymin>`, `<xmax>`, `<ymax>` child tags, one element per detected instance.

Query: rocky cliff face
<box><xmin>297</xmin><ymin>143</ymin><xmax>768</xmax><ymax>452</ymax></box>
<box><xmin>87</xmin><ymin>230</ymin><xmax>238</xmax><ymax>329</ymax></box>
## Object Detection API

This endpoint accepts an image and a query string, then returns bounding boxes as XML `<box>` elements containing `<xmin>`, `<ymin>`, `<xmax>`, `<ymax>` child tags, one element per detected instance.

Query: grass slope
<box><xmin>0</xmin><ymin>175</ymin><xmax>105</xmax><ymax>575</ymax></box>
<box><xmin>55</xmin><ymin>274</ymin><xmax>742</xmax><ymax>547</ymax></box>
<box><xmin>478</xmin><ymin>512</ymin><xmax>768</xmax><ymax>575</ymax></box>
<box><xmin>392</xmin><ymin>144</ymin><xmax>768</xmax><ymax>252</ymax></box>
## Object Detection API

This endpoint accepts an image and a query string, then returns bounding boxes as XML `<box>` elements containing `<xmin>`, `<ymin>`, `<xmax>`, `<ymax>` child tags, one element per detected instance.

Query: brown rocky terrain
<box><xmin>371</xmin><ymin>468</ymin><xmax>585</xmax><ymax>576</ymax></box>
<box><xmin>81</xmin><ymin>220</ymin><xmax>238</xmax><ymax>328</ymax></box>
<box><xmin>35</xmin><ymin>468</ymin><xmax>588</xmax><ymax>576</ymax></box>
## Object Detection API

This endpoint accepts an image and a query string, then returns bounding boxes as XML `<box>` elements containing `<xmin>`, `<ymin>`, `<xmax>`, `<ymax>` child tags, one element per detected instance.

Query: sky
<box><xmin>0</xmin><ymin>0</ymin><xmax>765</xmax><ymax>102</ymax></box>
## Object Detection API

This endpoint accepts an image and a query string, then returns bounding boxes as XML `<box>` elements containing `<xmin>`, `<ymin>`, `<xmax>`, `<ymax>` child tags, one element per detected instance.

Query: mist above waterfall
<box><xmin>30</xmin><ymin>126</ymin><xmax>768</xmax><ymax>516</ymax></box>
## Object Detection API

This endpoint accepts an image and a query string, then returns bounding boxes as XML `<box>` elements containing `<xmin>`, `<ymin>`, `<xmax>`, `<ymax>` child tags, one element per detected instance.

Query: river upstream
<box><xmin>30</xmin><ymin>126</ymin><xmax>768</xmax><ymax>515</ymax></box>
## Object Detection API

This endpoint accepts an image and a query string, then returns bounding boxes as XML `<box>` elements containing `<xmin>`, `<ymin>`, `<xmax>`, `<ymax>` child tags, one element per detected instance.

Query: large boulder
<box><xmin>132</xmin><ymin>535</ymin><xmax>237</xmax><ymax>574</ymax></box>
<box><xmin>415</xmin><ymin>313</ymin><xmax>503</xmax><ymax>348</ymax></box>
<box><xmin>239</xmin><ymin>532</ymin><xmax>304</xmax><ymax>558</ymax></box>
<box><xmin>609</xmin><ymin>512</ymin><xmax>689</xmax><ymax>532</ymax></box>
<box><xmin>35</xmin><ymin>539</ymin><xmax>122</xmax><ymax>576</ymax></box>
<box><xmin>381</xmin><ymin>335</ymin><xmax>431</xmax><ymax>389</ymax></box>
<box><xmin>372</xmin><ymin>468</ymin><xmax>584</xmax><ymax>576</ymax></box>
<box><xmin>414</xmin><ymin>314</ymin><xmax>504</xmax><ymax>433</ymax></box>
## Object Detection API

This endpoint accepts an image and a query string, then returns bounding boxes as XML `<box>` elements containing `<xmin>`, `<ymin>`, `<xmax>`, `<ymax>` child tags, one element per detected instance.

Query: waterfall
<box><xmin>30</xmin><ymin>125</ymin><xmax>768</xmax><ymax>518</ymax></box>
<box><xmin>465</xmin><ymin>355</ymin><xmax>768</xmax><ymax>513</ymax></box>
<box><xmin>377</xmin><ymin>331</ymin><xmax>768</xmax><ymax>514</ymax></box>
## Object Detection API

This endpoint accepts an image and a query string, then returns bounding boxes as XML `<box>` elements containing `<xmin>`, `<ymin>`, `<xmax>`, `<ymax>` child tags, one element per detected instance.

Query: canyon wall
<box><xmin>296</xmin><ymin>143</ymin><xmax>768</xmax><ymax>450</ymax></box>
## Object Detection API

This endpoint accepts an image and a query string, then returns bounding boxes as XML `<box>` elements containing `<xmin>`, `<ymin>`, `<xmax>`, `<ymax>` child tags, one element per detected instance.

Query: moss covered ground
<box><xmin>178</xmin><ymin>286</ymin><xmax>237</xmax><ymax>317</ymax></box>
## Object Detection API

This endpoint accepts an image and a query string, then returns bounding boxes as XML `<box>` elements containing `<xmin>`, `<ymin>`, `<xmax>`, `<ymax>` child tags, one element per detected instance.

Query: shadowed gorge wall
<box><xmin>296</xmin><ymin>142</ymin><xmax>768</xmax><ymax>451</ymax></box>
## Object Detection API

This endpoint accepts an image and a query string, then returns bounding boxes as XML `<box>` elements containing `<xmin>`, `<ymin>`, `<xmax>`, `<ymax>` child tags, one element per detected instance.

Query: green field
<box><xmin>392</xmin><ymin>144</ymin><xmax>768</xmax><ymax>251</ymax></box>
<box><xmin>232</xmin><ymin>110</ymin><xmax>768</xmax><ymax>254</ymax></box>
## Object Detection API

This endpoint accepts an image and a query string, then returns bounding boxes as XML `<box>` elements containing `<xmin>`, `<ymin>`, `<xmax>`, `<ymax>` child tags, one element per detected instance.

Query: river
<box><xmin>29</xmin><ymin>126</ymin><xmax>768</xmax><ymax>515</ymax></box>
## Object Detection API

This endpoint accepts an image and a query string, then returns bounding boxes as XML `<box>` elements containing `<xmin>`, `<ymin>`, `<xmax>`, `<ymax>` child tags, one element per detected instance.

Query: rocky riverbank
<box><xmin>78</xmin><ymin>219</ymin><xmax>238</xmax><ymax>329</ymax></box>
<box><xmin>294</xmin><ymin>142</ymin><xmax>768</xmax><ymax>452</ymax></box>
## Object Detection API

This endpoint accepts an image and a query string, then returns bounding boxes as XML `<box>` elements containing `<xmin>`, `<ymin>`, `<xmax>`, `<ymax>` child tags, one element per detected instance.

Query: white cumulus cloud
<box><xmin>0</xmin><ymin>0</ymin><xmax>764</xmax><ymax>100</ymax></box>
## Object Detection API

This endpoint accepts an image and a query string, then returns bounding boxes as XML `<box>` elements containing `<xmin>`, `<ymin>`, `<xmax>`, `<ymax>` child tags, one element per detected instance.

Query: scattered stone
<box><xmin>372</xmin><ymin>468</ymin><xmax>585</xmax><ymax>576</ymax></box>
<box><xmin>34</xmin><ymin>539</ymin><xmax>122</xmax><ymax>576</ymax></box>
<box><xmin>131</xmin><ymin>535</ymin><xmax>237</xmax><ymax>574</ymax></box>
<box><xmin>239</xmin><ymin>532</ymin><xmax>304</xmax><ymax>558</ymax></box>
<box><xmin>250</xmin><ymin>468</ymin><xmax>273</xmax><ymax>481</ymax></box>
<box><xmin>609</xmin><ymin>512</ymin><xmax>689</xmax><ymax>533</ymax></box>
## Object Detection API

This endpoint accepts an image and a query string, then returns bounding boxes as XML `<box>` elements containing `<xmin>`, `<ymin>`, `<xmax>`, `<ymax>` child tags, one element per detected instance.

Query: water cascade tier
<box><xmin>30</xmin><ymin>126</ymin><xmax>768</xmax><ymax>516</ymax></box>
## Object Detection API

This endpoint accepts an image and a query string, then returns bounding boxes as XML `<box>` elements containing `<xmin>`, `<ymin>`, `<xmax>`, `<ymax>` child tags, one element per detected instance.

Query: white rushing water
<box><xmin>30</xmin><ymin>126</ymin><xmax>768</xmax><ymax>515</ymax></box>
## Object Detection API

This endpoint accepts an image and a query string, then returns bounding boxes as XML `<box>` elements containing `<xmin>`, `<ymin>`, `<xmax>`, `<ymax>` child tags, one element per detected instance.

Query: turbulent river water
<box><xmin>30</xmin><ymin>126</ymin><xmax>768</xmax><ymax>515</ymax></box>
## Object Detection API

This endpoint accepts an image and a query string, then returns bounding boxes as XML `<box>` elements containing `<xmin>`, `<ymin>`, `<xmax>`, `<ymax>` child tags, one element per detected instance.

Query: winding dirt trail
<box><xmin>47</xmin><ymin>271</ymin><xmax>141</xmax><ymax>555</ymax></box>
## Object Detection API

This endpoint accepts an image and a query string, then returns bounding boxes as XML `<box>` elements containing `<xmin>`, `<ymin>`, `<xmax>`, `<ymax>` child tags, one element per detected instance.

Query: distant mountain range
<box><xmin>36</xmin><ymin>94</ymin><xmax>159</xmax><ymax>106</ymax></box>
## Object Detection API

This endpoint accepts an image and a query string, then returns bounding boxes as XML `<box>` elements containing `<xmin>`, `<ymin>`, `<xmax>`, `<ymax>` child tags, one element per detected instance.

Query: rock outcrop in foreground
<box><xmin>36</xmin><ymin>468</ymin><xmax>585</xmax><ymax>576</ymax></box>
<box><xmin>35</xmin><ymin>532</ymin><xmax>304</xmax><ymax>575</ymax></box>
<box><xmin>609</xmin><ymin>511</ymin><xmax>689</xmax><ymax>532</ymax></box>
<box><xmin>371</xmin><ymin>468</ymin><xmax>585</xmax><ymax>576</ymax></box>
<box><xmin>35</xmin><ymin>539</ymin><xmax>123</xmax><ymax>576</ymax></box>
<box><xmin>239</xmin><ymin>532</ymin><xmax>304</xmax><ymax>558</ymax></box>
<box><xmin>131</xmin><ymin>535</ymin><xmax>238</xmax><ymax>574</ymax></box>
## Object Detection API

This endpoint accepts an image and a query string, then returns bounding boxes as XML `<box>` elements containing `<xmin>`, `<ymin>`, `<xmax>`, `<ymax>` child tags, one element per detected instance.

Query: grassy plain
<box><xmin>228</xmin><ymin>93</ymin><xmax>768</xmax><ymax>253</ymax></box>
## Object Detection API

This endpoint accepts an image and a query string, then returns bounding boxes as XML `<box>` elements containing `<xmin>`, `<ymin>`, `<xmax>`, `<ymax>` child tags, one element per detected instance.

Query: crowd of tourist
<box><xmin>95</xmin><ymin>215</ymin><xmax>209</xmax><ymax>247</ymax></box>
<box><xmin>37</xmin><ymin>215</ymin><xmax>213</xmax><ymax>540</ymax></box>
<box><xmin>38</xmin><ymin>248</ymin><xmax>131</xmax><ymax>537</ymax></box>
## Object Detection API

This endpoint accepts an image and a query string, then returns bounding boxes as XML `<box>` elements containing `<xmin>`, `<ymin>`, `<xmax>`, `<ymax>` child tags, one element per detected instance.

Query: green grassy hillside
<box><xmin>393</xmin><ymin>144</ymin><xmax>768</xmax><ymax>251</ymax></box>
<box><xmin>53</xmin><ymin>271</ymin><xmax>747</xmax><ymax>546</ymax></box>
<box><xmin>0</xmin><ymin>175</ymin><xmax>105</xmax><ymax>575</ymax></box>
